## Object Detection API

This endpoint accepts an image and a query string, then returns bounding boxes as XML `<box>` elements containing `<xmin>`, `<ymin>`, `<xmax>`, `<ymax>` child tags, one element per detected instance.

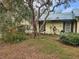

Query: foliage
<box><xmin>0</xmin><ymin>0</ymin><xmax>32</xmax><ymax>31</ymax></box>
<box><xmin>11</xmin><ymin>0</ymin><xmax>32</xmax><ymax>21</ymax></box>
<box><xmin>60</xmin><ymin>33</ymin><xmax>79</xmax><ymax>46</ymax></box>
<box><xmin>0</xmin><ymin>0</ymin><xmax>32</xmax><ymax>40</ymax></box>
<box><xmin>17</xmin><ymin>25</ymin><xmax>26</xmax><ymax>32</ymax></box>
<box><xmin>0</xmin><ymin>0</ymin><xmax>33</xmax><ymax>43</ymax></box>
<box><xmin>2</xmin><ymin>32</ymin><xmax>26</xmax><ymax>43</ymax></box>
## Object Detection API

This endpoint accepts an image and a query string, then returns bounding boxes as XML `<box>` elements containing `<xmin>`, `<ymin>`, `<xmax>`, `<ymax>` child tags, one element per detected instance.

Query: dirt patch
<box><xmin>0</xmin><ymin>40</ymin><xmax>58</xmax><ymax>59</ymax></box>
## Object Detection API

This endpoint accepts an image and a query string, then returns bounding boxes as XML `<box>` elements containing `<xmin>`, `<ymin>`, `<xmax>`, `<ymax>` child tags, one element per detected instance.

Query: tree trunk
<box><xmin>39</xmin><ymin>10</ymin><xmax>50</xmax><ymax>32</ymax></box>
<box><xmin>32</xmin><ymin>8</ymin><xmax>37</xmax><ymax>38</ymax></box>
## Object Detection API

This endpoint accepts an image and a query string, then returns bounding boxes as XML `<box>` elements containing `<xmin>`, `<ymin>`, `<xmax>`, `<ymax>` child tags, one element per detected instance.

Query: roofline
<box><xmin>39</xmin><ymin>19</ymin><xmax>75</xmax><ymax>21</ymax></box>
<box><xmin>75</xmin><ymin>16</ymin><xmax>79</xmax><ymax>17</ymax></box>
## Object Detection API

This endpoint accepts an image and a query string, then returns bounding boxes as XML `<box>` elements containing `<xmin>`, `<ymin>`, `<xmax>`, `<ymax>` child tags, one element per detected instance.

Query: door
<box><xmin>65</xmin><ymin>22</ymin><xmax>71</xmax><ymax>32</ymax></box>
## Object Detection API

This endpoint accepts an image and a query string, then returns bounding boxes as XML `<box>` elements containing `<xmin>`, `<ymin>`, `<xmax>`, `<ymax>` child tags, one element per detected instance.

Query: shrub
<box><xmin>2</xmin><ymin>32</ymin><xmax>26</xmax><ymax>43</ymax></box>
<box><xmin>60</xmin><ymin>33</ymin><xmax>79</xmax><ymax>46</ymax></box>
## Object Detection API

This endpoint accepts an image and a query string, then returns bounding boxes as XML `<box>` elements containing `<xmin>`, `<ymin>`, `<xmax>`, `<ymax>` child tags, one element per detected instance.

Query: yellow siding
<box><xmin>73</xmin><ymin>22</ymin><xmax>76</xmax><ymax>33</ymax></box>
<box><xmin>45</xmin><ymin>22</ymin><xmax>63</xmax><ymax>34</ymax></box>
<box><xmin>45</xmin><ymin>22</ymin><xmax>52</xmax><ymax>34</ymax></box>
<box><xmin>77</xmin><ymin>21</ymin><xmax>79</xmax><ymax>33</ymax></box>
<box><xmin>76</xmin><ymin>17</ymin><xmax>79</xmax><ymax>33</ymax></box>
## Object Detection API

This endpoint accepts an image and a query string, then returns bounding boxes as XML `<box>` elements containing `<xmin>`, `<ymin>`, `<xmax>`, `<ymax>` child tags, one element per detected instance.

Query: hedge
<box><xmin>60</xmin><ymin>32</ymin><xmax>79</xmax><ymax>46</ymax></box>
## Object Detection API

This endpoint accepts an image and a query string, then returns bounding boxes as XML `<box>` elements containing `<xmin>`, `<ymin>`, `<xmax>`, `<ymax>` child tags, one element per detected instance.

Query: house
<box><xmin>73</xmin><ymin>9</ymin><xmax>79</xmax><ymax>33</ymax></box>
<box><xmin>39</xmin><ymin>9</ymin><xmax>79</xmax><ymax>34</ymax></box>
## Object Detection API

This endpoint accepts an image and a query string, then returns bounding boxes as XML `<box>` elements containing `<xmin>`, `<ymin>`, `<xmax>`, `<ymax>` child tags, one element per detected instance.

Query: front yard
<box><xmin>0</xmin><ymin>35</ymin><xmax>79</xmax><ymax>59</ymax></box>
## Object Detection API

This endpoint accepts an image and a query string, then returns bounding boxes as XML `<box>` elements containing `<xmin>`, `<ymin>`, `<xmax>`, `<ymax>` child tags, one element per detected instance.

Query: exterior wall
<box><xmin>77</xmin><ymin>21</ymin><xmax>79</xmax><ymax>33</ymax></box>
<box><xmin>45</xmin><ymin>22</ymin><xmax>53</xmax><ymax>34</ymax></box>
<box><xmin>73</xmin><ymin>22</ymin><xmax>76</xmax><ymax>33</ymax></box>
<box><xmin>45</xmin><ymin>21</ymin><xmax>63</xmax><ymax>34</ymax></box>
<box><xmin>76</xmin><ymin>17</ymin><xmax>79</xmax><ymax>33</ymax></box>
<box><xmin>38</xmin><ymin>20</ymin><xmax>78</xmax><ymax>34</ymax></box>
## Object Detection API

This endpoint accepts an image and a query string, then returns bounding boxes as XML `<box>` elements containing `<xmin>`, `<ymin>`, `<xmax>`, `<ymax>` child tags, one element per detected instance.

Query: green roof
<box><xmin>39</xmin><ymin>12</ymin><xmax>75</xmax><ymax>21</ymax></box>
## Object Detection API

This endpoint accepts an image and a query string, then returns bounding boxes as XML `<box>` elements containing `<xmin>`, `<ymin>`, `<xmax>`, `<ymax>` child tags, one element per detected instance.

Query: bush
<box><xmin>2</xmin><ymin>32</ymin><xmax>26</xmax><ymax>43</ymax></box>
<box><xmin>60</xmin><ymin>33</ymin><xmax>79</xmax><ymax>46</ymax></box>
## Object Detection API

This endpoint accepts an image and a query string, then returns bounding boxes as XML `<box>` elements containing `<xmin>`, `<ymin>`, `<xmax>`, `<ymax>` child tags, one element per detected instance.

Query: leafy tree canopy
<box><xmin>0</xmin><ymin>0</ymin><xmax>32</xmax><ymax>32</ymax></box>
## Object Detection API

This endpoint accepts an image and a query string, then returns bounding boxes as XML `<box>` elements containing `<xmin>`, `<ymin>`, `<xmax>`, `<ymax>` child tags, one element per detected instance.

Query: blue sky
<box><xmin>53</xmin><ymin>0</ymin><xmax>79</xmax><ymax>13</ymax></box>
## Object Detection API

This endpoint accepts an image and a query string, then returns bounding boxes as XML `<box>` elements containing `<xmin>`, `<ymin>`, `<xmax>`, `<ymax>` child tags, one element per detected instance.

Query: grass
<box><xmin>0</xmin><ymin>34</ymin><xmax>79</xmax><ymax>59</ymax></box>
<box><xmin>25</xmin><ymin>35</ymin><xmax>71</xmax><ymax>59</ymax></box>
<box><xmin>25</xmin><ymin>34</ymin><xmax>79</xmax><ymax>59</ymax></box>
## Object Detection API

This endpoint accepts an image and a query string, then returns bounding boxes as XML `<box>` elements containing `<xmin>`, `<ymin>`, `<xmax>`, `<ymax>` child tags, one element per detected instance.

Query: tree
<box><xmin>0</xmin><ymin>0</ymin><xmax>32</xmax><ymax>37</ymax></box>
<box><xmin>0</xmin><ymin>0</ymin><xmax>77</xmax><ymax>38</ymax></box>
<box><xmin>24</xmin><ymin>0</ymin><xmax>37</xmax><ymax>38</ymax></box>
<box><xmin>24</xmin><ymin>0</ymin><xmax>77</xmax><ymax>35</ymax></box>
<box><xmin>24</xmin><ymin>0</ymin><xmax>53</xmax><ymax>37</ymax></box>
<box><xmin>36</xmin><ymin>0</ymin><xmax>77</xmax><ymax>32</ymax></box>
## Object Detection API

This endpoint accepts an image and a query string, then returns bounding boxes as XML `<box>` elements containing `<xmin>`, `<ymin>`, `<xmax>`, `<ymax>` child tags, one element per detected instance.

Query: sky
<box><xmin>54</xmin><ymin>0</ymin><xmax>79</xmax><ymax>13</ymax></box>
<box><xmin>33</xmin><ymin>0</ymin><xmax>79</xmax><ymax>13</ymax></box>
